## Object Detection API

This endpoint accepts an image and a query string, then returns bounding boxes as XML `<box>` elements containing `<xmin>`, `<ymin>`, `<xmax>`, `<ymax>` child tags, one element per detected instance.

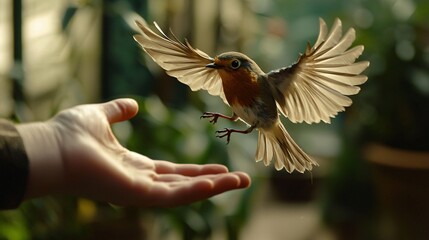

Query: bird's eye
<box><xmin>230</xmin><ymin>59</ymin><xmax>241</xmax><ymax>69</ymax></box>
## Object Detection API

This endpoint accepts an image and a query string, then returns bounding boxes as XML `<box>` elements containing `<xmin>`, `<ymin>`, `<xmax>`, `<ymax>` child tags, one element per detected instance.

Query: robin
<box><xmin>133</xmin><ymin>17</ymin><xmax>369</xmax><ymax>173</ymax></box>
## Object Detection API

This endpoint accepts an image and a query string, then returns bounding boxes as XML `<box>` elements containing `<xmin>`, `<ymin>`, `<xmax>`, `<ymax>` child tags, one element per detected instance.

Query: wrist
<box><xmin>16</xmin><ymin>121</ymin><xmax>64</xmax><ymax>199</ymax></box>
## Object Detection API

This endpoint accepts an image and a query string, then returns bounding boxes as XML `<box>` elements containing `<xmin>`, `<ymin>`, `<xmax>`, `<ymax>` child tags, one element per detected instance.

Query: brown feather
<box><xmin>218</xmin><ymin>67</ymin><xmax>260</xmax><ymax>107</ymax></box>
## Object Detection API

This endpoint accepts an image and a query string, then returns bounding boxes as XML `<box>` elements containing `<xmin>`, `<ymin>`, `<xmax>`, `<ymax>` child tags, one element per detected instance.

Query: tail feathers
<box><xmin>256</xmin><ymin>122</ymin><xmax>318</xmax><ymax>173</ymax></box>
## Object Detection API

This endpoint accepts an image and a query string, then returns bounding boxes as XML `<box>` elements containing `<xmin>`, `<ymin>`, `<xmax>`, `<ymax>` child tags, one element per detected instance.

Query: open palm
<box><xmin>19</xmin><ymin>99</ymin><xmax>250</xmax><ymax>207</ymax></box>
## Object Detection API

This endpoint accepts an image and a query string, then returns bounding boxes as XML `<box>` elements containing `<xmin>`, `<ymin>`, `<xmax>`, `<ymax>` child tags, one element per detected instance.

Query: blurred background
<box><xmin>1</xmin><ymin>0</ymin><xmax>429</xmax><ymax>239</ymax></box>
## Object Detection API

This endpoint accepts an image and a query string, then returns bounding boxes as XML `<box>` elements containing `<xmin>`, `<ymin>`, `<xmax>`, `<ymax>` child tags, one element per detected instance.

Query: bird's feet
<box><xmin>200</xmin><ymin>112</ymin><xmax>237</xmax><ymax>124</ymax></box>
<box><xmin>215</xmin><ymin>128</ymin><xmax>234</xmax><ymax>144</ymax></box>
<box><xmin>215</xmin><ymin>126</ymin><xmax>255</xmax><ymax>144</ymax></box>
<box><xmin>200</xmin><ymin>112</ymin><xmax>220</xmax><ymax>124</ymax></box>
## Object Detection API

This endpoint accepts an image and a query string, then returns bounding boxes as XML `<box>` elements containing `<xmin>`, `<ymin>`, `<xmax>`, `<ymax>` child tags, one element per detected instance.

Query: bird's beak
<box><xmin>206</xmin><ymin>62</ymin><xmax>221</xmax><ymax>69</ymax></box>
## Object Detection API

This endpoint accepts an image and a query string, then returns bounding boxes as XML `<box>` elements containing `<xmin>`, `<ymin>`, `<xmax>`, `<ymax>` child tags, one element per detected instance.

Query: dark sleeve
<box><xmin>0</xmin><ymin>119</ymin><xmax>29</xmax><ymax>210</ymax></box>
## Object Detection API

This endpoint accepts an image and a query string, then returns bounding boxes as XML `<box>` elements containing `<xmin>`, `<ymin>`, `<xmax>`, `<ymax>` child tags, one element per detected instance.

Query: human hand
<box><xmin>16</xmin><ymin>99</ymin><xmax>250</xmax><ymax>207</ymax></box>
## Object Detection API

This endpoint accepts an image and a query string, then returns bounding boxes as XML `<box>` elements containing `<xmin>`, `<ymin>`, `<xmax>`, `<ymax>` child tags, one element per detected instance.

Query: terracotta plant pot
<box><xmin>364</xmin><ymin>144</ymin><xmax>429</xmax><ymax>240</ymax></box>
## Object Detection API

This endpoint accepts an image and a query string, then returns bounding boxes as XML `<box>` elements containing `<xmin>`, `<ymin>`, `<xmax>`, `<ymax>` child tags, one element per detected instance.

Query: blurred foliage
<box><xmin>125</xmin><ymin>96</ymin><xmax>231</xmax><ymax>166</ymax></box>
<box><xmin>350</xmin><ymin>0</ymin><xmax>429</xmax><ymax>151</ymax></box>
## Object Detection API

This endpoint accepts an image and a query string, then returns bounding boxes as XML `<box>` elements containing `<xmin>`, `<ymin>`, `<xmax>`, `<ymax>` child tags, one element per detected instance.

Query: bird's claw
<box><xmin>216</xmin><ymin>128</ymin><xmax>233</xmax><ymax>144</ymax></box>
<box><xmin>200</xmin><ymin>112</ymin><xmax>219</xmax><ymax>124</ymax></box>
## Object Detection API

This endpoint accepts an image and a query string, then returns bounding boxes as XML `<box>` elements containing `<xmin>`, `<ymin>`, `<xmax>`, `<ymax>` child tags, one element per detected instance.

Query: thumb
<box><xmin>102</xmin><ymin>98</ymin><xmax>139</xmax><ymax>124</ymax></box>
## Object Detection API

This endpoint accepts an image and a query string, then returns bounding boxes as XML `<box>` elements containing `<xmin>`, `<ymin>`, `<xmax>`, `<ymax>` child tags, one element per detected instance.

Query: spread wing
<box><xmin>133</xmin><ymin>19</ymin><xmax>227</xmax><ymax>104</ymax></box>
<box><xmin>268</xmin><ymin>18</ymin><xmax>369</xmax><ymax>124</ymax></box>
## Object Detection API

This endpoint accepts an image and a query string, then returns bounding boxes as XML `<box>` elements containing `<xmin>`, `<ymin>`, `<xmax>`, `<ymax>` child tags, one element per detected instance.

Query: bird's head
<box><xmin>206</xmin><ymin>52</ymin><xmax>264</xmax><ymax>77</ymax></box>
<box><xmin>206</xmin><ymin>52</ymin><xmax>264</xmax><ymax>105</ymax></box>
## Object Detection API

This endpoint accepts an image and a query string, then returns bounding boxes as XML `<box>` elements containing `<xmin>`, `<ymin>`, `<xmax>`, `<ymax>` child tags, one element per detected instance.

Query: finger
<box><xmin>153</xmin><ymin>171</ymin><xmax>240</xmax><ymax>184</ymax></box>
<box><xmin>233</xmin><ymin>171</ymin><xmax>251</xmax><ymax>188</ymax></box>
<box><xmin>154</xmin><ymin>173</ymin><xmax>190</xmax><ymax>183</ymax></box>
<box><xmin>166</xmin><ymin>173</ymin><xmax>244</xmax><ymax>206</ymax></box>
<box><xmin>154</xmin><ymin>160</ymin><xmax>229</xmax><ymax>176</ymax></box>
<box><xmin>148</xmin><ymin>172</ymin><xmax>250</xmax><ymax>207</ymax></box>
<box><xmin>102</xmin><ymin>98</ymin><xmax>139</xmax><ymax>124</ymax></box>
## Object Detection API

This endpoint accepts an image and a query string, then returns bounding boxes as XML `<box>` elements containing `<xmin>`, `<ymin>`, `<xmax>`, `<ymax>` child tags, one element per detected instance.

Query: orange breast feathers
<box><xmin>218</xmin><ymin>68</ymin><xmax>260</xmax><ymax>107</ymax></box>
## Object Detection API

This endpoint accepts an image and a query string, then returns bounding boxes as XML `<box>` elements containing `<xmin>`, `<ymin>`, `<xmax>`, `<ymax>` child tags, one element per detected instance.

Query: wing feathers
<box><xmin>133</xmin><ymin>20</ymin><xmax>227</xmax><ymax>104</ymax></box>
<box><xmin>313</xmin><ymin>61</ymin><xmax>369</xmax><ymax>75</ymax></box>
<box><xmin>316</xmin><ymin>45</ymin><xmax>364</xmax><ymax>65</ymax></box>
<box><xmin>268</xmin><ymin>18</ymin><xmax>369</xmax><ymax>124</ymax></box>
<box><xmin>316</xmin><ymin>18</ymin><xmax>342</xmax><ymax>53</ymax></box>
<box><xmin>320</xmin><ymin>28</ymin><xmax>355</xmax><ymax>59</ymax></box>
<box><xmin>314</xmin><ymin>18</ymin><xmax>328</xmax><ymax>49</ymax></box>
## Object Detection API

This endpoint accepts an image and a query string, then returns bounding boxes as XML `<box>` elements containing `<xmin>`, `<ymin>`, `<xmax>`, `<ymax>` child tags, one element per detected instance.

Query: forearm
<box><xmin>16</xmin><ymin>121</ymin><xmax>63</xmax><ymax>200</ymax></box>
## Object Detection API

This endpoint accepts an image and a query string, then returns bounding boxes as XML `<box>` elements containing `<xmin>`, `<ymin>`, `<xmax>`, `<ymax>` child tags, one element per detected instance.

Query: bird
<box><xmin>133</xmin><ymin>17</ymin><xmax>369</xmax><ymax>173</ymax></box>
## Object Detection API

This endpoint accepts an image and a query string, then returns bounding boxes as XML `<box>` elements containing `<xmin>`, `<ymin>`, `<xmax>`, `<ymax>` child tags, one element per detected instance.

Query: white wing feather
<box><xmin>268</xmin><ymin>18</ymin><xmax>369</xmax><ymax>124</ymax></box>
<box><xmin>133</xmin><ymin>20</ymin><xmax>228</xmax><ymax>104</ymax></box>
